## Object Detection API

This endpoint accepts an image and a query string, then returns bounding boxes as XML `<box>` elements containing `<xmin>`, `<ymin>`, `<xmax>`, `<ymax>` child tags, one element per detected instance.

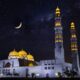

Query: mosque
<box><xmin>0</xmin><ymin>7</ymin><xmax>80</xmax><ymax>78</ymax></box>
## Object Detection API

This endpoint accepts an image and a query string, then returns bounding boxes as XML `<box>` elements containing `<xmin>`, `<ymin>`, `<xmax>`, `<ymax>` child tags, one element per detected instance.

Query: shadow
<box><xmin>13</xmin><ymin>69</ymin><xmax>19</xmax><ymax>76</ymax></box>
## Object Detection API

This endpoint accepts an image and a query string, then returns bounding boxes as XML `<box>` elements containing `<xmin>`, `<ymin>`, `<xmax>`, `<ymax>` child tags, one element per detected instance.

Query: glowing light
<box><xmin>71</xmin><ymin>48</ymin><xmax>78</xmax><ymax>51</ymax></box>
<box><xmin>70</xmin><ymin>22</ymin><xmax>75</xmax><ymax>28</ymax></box>
<box><xmin>55</xmin><ymin>73</ymin><xmax>58</xmax><ymax>77</ymax></box>
<box><xmin>27</xmin><ymin>53</ymin><xmax>34</xmax><ymax>61</ymax></box>
<box><xmin>58</xmin><ymin>35</ymin><xmax>62</xmax><ymax>38</ymax></box>
<box><xmin>71</xmin><ymin>27</ymin><xmax>75</xmax><ymax>29</ymax></box>
<box><xmin>8</xmin><ymin>49</ymin><xmax>35</xmax><ymax>61</ymax></box>
<box><xmin>71</xmin><ymin>34</ymin><xmax>76</xmax><ymax>38</ymax></box>
<box><xmin>36</xmin><ymin>74</ymin><xmax>40</xmax><ymax>76</ymax></box>
<box><xmin>15</xmin><ymin>22</ymin><xmax>22</xmax><ymax>29</ymax></box>
<box><xmin>55</xmin><ymin>7</ymin><xmax>60</xmax><ymax>16</ymax></box>
<box><xmin>55</xmin><ymin>40</ymin><xmax>59</xmax><ymax>42</ymax></box>
<box><xmin>28</xmin><ymin>63</ymin><xmax>33</xmax><ymax>66</ymax></box>
<box><xmin>0</xmin><ymin>73</ymin><xmax>3</xmax><ymax>77</ymax></box>
<box><xmin>8</xmin><ymin>49</ymin><xmax>19</xmax><ymax>59</ymax></box>
<box><xmin>55</xmin><ymin>22</ymin><xmax>61</xmax><ymax>26</ymax></box>
<box><xmin>18</xmin><ymin>49</ymin><xmax>27</xmax><ymax>58</ymax></box>
<box><xmin>55</xmin><ymin>40</ymin><xmax>63</xmax><ymax>42</ymax></box>
<box><xmin>58</xmin><ymin>40</ymin><xmax>63</xmax><ymax>42</ymax></box>
<box><xmin>71</xmin><ymin>44</ymin><xmax>77</xmax><ymax>47</ymax></box>
<box><xmin>56</xmin><ymin>35</ymin><xmax>59</xmax><ymax>38</ymax></box>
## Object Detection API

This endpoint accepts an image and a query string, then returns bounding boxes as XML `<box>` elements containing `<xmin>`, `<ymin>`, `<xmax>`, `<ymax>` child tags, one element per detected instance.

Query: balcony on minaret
<box><xmin>71</xmin><ymin>34</ymin><xmax>76</xmax><ymax>38</ymax></box>
<box><xmin>71</xmin><ymin>43</ymin><xmax>78</xmax><ymax>49</ymax></box>
<box><xmin>55</xmin><ymin>7</ymin><xmax>60</xmax><ymax>17</ymax></box>
<box><xmin>55</xmin><ymin>40</ymin><xmax>63</xmax><ymax>43</ymax></box>
<box><xmin>55</xmin><ymin>22</ymin><xmax>61</xmax><ymax>26</ymax></box>
<box><xmin>70</xmin><ymin>22</ymin><xmax>75</xmax><ymax>29</ymax></box>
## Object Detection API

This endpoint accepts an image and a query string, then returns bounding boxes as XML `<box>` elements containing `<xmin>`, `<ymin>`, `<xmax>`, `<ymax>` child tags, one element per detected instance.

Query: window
<box><xmin>45</xmin><ymin>64</ymin><xmax>47</xmax><ymax>65</ymax></box>
<box><xmin>2</xmin><ymin>69</ymin><xmax>6</xmax><ymax>75</ymax></box>
<box><xmin>0</xmin><ymin>70</ymin><xmax>1</xmax><ymax>74</ymax></box>
<box><xmin>48</xmin><ymin>64</ymin><xmax>50</xmax><ymax>65</ymax></box>
<box><xmin>4</xmin><ymin>62</ymin><xmax>11</xmax><ymax>68</ymax></box>
<box><xmin>7</xmin><ymin>69</ymin><xmax>10</xmax><ymax>73</ymax></box>
<box><xmin>45</xmin><ymin>67</ymin><xmax>47</xmax><ymax>69</ymax></box>
<box><xmin>48</xmin><ymin>67</ymin><xmax>50</xmax><ymax>69</ymax></box>
<box><xmin>12</xmin><ymin>61</ymin><xmax>14</xmax><ymax>67</ymax></box>
<box><xmin>13</xmin><ymin>69</ymin><xmax>16</xmax><ymax>74</ymax></box>
<box><xmin>52</xmin><ymin>67</ymin><xmax>54</xmax><ymax>69</ymax></box>
<box><xmin>6</xmin><ymin>69</ymin><xmax>10</xmax><ymax>74</ymax></box>
<box><xmin>3</xmin><ymin>61</ymin><xmax>5</xmax><ymax>67</ymax></box>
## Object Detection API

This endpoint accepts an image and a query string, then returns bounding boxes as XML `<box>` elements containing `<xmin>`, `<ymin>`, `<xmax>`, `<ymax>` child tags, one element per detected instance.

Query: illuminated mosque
<box><xmin>0</xmin><ymin>7</ymin><xmax>80</xmax><ymax>78</ymax></box>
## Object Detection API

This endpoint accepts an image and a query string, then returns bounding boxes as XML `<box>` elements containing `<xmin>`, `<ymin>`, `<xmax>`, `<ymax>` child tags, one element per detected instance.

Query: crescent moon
<box><xmin>15</xmin><ymin>22</ymin><xmax>22</xmax><ymax>29</ymax></box>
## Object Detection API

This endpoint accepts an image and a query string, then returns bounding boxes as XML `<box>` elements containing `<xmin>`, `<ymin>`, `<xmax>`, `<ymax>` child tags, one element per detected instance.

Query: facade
<box><xmin>0</xmin><ymin>7</ymin><xmax>79</xmax><ymax>78</ymax></box>
<box><xmin>0</xmin><ymin>58</ymin><xmax>72</xmax><ymax>78</ymax></box>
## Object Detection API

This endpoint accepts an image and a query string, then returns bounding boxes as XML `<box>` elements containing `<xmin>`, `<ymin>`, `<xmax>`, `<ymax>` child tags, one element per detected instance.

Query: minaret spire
<box><xmin>55</xmin><ymin>6</ymin><xmax>60</xmax><ymax>17</ymax></box>
<box><xmin>54</xmin><ymin>7</ymin><xmax>64</xmax><ymax>64</ymax></box>
<box><xmin>70</xmin><ymin>22</ymin><xmax>79</xmax><ymax>73</ymax></box>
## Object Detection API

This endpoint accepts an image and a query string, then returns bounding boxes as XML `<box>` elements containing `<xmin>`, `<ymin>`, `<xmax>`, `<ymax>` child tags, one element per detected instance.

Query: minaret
<box><xmin>70</xmin><ymin>22</ymin><xmax>79</xmax><ymax>72</ymax></box>
<box><xmin>54</xmin><ymin>7</ymin><xmax>65</xmax><ymax>64</ymax></box>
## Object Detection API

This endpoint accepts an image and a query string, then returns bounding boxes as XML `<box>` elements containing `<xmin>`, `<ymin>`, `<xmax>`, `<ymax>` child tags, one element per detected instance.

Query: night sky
<box><xmin>0</xmin><ymin>0</ymin><xmax>80</xmax><ymax>62</ymax></box>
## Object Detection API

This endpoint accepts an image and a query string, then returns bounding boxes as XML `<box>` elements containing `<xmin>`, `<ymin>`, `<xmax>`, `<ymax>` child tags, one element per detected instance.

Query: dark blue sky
<box><xmin>0</xmin><ymin>0</ymin><xmax>80</xmax><ymax>62</ymax></box>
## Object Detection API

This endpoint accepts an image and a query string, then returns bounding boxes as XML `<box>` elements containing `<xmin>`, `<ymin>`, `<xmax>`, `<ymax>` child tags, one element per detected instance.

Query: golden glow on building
<box><xmin>8</xmin><ymin>49</ymin><xmax>34</xmax><ymax>61</ymax></box>
<box><xmin>71</xmin><ymin>34</ymin><xmax>76</xmax><ymax>38</ymax></box>
<box><xmin>28</xmin><ymin>63</ymin><xmax>34</xmax><ymax>66</ymax></box>
<box><xmin>56</xmin><ymin>35</ymin><xmax>62</xmax><ymax>39</ymax></box>
<box><xmin>9</xmin><ymin>49</ymin><xmax>19</xmax><ymax>59</ymax></box>
<box><xmin>58</xmin><ymin>35</ymin><xmax>62</xmax><ymax>38</ymax></box>
<box><xmin>70</xmin><ymin>22</ymin><xmax>75</xmax><ymax>29</ymax></box>
<box><xmin>27</xmin><ymin>53</ymin><xmax>34</xmax><ymax>61</ymax></box>
<box><xmin>55</xmin><ymin>7</ymin><xmax>60</xmax><ymax>16</ymax></box>
<box><xmin>71</xmin><ymin>45</ymin><xmax>77</xmax><ymax>48</ymax></box>
<box><xmin>18</xmin><ymin>49</ymin><xmax>27</xmax><ymax>58</ymax></box>
<box><xmin>71</xmin><ymin>48</ymin><xmax>78</xmax><ymax>51</ymax></box>
<box><xmin>71</xmin><ymin>42</ymin><xmax>78</xmax><ymax>51</ymax></box>
<box><xmin>55</xmin><ymin>40</ymin><xmax>63</xmax><ymax>42</ymax></box>
<box><xmin>55</xmin><ymin>35</ymin><xmax>59</xmax><ymax>38</ymax></box>
<box><xmin>55</xmin><ymin>22</ymin><xmax>61</xmax><ymax>26</ymax></box>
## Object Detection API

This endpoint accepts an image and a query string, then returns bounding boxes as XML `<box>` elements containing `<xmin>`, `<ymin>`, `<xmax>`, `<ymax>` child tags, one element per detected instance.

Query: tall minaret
<box><xmin>54</xmin><ymin>7</ymin><xmax>65</xmax><ymax>64</ymax></box>
<box><xmin>70</xmin><ymin>22</ymin><xmax>79</xmax><ymax>72</ymax></box>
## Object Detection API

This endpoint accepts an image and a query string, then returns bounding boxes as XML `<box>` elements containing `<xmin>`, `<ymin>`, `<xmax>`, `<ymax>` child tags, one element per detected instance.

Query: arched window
<box><xmin>4</xmin><ymin>62</ymin><xmax>11</xmax><ymax>68</ymax></box>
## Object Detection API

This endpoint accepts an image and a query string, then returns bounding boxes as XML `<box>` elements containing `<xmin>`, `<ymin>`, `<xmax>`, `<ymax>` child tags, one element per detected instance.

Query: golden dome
<box><xmin>27</xmin><ymin>53</ymin><xmax>34</xmax><ymax>61</ymax></box>
<box><xmin>18</xmin><ymin>49</ymin><xmax>27</xmax><ymax>58</ymax></box>
<box><xmin>8</xmin><ymin>49</ymin><xmax>19</xmax><ymax>59</ymax></box>
<box><xmin>9</xmin><ymin>49</ymin><xmax>18</xmax><ymax>56</ymax></box>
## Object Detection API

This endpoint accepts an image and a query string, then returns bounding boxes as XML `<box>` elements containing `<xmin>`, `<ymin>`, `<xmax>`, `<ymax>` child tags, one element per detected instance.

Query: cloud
<box><xmin>31</xmin><ymin>12</ymin><xmax>54</xmax><ymax>25</ymax></box>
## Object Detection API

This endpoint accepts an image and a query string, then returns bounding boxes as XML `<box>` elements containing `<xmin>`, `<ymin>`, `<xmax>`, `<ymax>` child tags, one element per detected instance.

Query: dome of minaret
<box><xmin>18</xmin><ymin>49</ymin><xmax>27</xmax><ymax>58</ymax></box>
